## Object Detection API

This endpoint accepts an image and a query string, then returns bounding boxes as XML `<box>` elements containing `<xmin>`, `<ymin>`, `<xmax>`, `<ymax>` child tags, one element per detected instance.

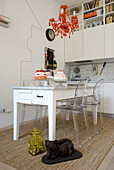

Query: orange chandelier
<box><xmin>49</xmin><ymin>5</ymin><xmax>79</xmax><ymax>38</ymax></box>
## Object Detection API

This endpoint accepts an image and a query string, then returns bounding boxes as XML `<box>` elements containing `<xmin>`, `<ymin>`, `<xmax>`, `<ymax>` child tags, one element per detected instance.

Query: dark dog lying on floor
<box><xmin>45</xmin><ymin>138</ymin><xmax>75</xmax><ymax>159</ymax></box>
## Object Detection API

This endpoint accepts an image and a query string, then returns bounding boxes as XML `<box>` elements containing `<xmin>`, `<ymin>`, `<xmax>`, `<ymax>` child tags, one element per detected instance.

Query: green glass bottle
<box><xmin>28</xmin><ymin>127</ymin><xmax>45</xmax><ymax>156</ymax></box>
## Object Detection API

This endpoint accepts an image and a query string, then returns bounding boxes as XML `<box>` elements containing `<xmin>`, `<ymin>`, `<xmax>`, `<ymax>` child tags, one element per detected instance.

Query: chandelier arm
<box><xmin>66</xmin><ymin>9</ymin><xmax>71</xmax><ymax>20</ymax></box>
<box><xmin>54</xmin><ymin>20</ymin><xmax>59</xmax><ymax>23</ymax></box>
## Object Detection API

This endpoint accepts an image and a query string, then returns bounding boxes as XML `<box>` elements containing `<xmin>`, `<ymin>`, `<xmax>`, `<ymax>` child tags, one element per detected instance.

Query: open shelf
<box><xmin>67</xmin><ymin>4</ymin><xmax>82</xmax><ymax>31</ymax></box>
<box><xmin>84</xmin><ymin>15</ymin><xmax>103</xmax><ymax>22</ymax></box>
<box><xmin>67</xmin><ymin>0</ymin><xmax>114</xmax><ymax>30</ymax></box>
<box><xmin>105</xmin><ymin>1</ymin><xmax>114</xmax><ymax>15</ymax></box>
<box><xmin>105</xmin><ymin>11</ymin><xmax>114</xmax><ymax>16</ymax></box>
<box><xmin>66</xmin><ymin>17</ymin><xmax>82</xmax><ymax>23</ymax></box>
<box><xmin>105</xmin><ymin>21</ymin><xmax>114</xmax><ymax>24</ymax></box>
<box><xmin>105</xmin><ymin>11</ymin><xmax>114</xmax><ymax>24</ymax></box>
<box><xmin>69</xmin><ymin>12</ymin><xmax>82</xmax><ymax>16</ymax></box>
<box><xmin>68</xmin><ymin>4</ymin><xmax>82</xmax><ymax>16</ymax></box>
<box><xmin>84</xmin><ymin>17</ymin><xmax>103</xmax><ymax>29</ymax></box>
<box><xmin>105</xmin><ymin>1</ymin><xmax>114</xmax><ymax>6</ymax></box>
<box><xmin>84</xmin><ymin>5</ymin><xmax>103</xmax><ymax>13</ymax></box>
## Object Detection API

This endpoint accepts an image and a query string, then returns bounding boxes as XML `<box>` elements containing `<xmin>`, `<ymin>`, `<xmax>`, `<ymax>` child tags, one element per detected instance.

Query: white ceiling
<box><xmin>54</xmin><ymin>0</ymin><xmax>88</xmax><ymax>7</ymax></box>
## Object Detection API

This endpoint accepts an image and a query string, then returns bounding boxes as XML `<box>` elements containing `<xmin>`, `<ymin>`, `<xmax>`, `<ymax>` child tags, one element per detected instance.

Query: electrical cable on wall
<box><xmin>25</xmin><ymin>0</ymin><xmax>43</xmax><ymax>30</ymax></box>
<box><xmin>20</xmin><ymin>0</ymin><xmax>43</xmax><ymax>86</ymax></box>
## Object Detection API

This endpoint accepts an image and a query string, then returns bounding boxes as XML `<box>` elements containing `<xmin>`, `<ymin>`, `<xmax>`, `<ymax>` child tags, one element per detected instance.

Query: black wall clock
<box><xmin>46</xmin><ymin>28</ymin><xmax>55</xmax><ymax>41</ymax></box>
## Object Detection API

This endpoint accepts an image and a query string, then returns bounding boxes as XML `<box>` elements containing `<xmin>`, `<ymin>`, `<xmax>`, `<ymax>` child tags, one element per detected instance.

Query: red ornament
<box><xmin>49</xmin><ymin>5</ymin><xmax>79</xmax><ymax>38</ymax></box>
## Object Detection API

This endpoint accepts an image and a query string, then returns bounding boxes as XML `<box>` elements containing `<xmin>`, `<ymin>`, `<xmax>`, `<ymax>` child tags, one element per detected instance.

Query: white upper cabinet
<box><xmin>105</xmin><ymin>23</ymin><xmax>114</xmax><ymax>58</ymax></box>
<box><xmin>64</xmin><ymin>0</ymin><xmax>114</xmax><ymax>62</ymax></box>
<box><xmin>65</xmin><ymin>31</ymin><xmax>83</xmax><ymax>62</ymax></box>
<box><xmin>83</xmin><ymin>26</ymin><xmax>105</xmax><ymax>60</ymax></box>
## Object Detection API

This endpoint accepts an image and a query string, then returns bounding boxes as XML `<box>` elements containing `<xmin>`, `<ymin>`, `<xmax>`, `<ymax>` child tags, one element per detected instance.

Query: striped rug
<box><xmin>0</xmin><ymin>114</ymin><xmax>113</xmax><ymax>170</ymax></box>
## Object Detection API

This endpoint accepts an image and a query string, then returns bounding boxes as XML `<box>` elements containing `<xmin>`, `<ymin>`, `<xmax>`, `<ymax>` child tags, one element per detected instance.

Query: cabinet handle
<box><xmin>37</xmin><ymin>95</ymin><xmax>43</xmax><ymax>98</ymax></box>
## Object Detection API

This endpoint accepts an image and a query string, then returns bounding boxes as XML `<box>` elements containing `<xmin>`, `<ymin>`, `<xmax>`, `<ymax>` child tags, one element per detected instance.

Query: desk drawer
<box><xmin>32</xmin><ymin>91</ymin><xmax>45</xmax><ymax>104</ymax></box>
<box><xmin>18</xmin><ymin>99</ymin><xmax>32</xmax><ymax>104</ymax></box>
<box><xmin>18</xmin><ymin>90</ymin><xmax>32</xmax><ymax>100</ymax></box>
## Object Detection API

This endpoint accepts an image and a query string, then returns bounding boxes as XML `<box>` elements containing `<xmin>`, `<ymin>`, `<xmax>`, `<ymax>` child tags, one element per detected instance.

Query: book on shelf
<box><xmin>106</xmin><ymin>5</ymin><xmax>108</xmax><ymax>13</ymax></box>
<box><xmin>105</xmin><ymin>15</ymin><xmax>114</xmax><ymax>23</ymax></box>
<box><xmin>93</xmin><ymin>0</ymin><xmax>99</xmax><ymax>8</ymax></box>
<box><xmin>105</xmin><ymin>4</ymin><xmax>114</xmax><ymax>13</ymax></box>
<box><xmin>106</xmin><ymin>16</ymin><xmax>109</xmax><ymax>23</ymax></box>
<box><xmin>105</xmin><ymin>0</ymin><xmax>114</xmax><ymax>4</ymax></box>
<box><xmin>84</xmin><ymin>10</ymin><xmax>97</xmax><ymax>19</ymax></box>
<box><xmin>84</xmin><ymin>4</ymin><xmax>87</xmax><ymax>10</ymax></box>
<box><xmin>99</xmin><ymin>0</ymin><xmax>103</xmax><ymax>6</ymax></box>
<box><xmin>84</xmin><ymin>7</ymin><xmax>103</xmax><ymax>19</ymax></box>
<box><xmin>105</xmin><ymin>0</ymin><xmax>110</xmax><ymax>4</ymax></box>
<box><xmin>89</xmin><ymin>3</ymin><xmax>93</xmax><ymax>9</ymax></box>
<box><xmin>84</xmin><ymin>0</ymin><xmax>104</xmax><ymax>12</ymax></box>
<box><xmin>84</xmin><ymin>1</ymin><xmax>99</xmax><ymax>11</ymax></box>
<box><xmin>95</xmin><ymin>0</ymin><xmax>98</xmax><ymax>8</ymax></box>
<box><xmin>86</xmin><ymin>3</ymin><xmax>90</xmax><ymax>10</ymax></box>
<box><xmin>92</xmin><ymin>0</ymin><xmax>103</xmax><ymax>8</ymax></box>
<box><xmin>93</xmin><ymin>0</ymin><xmax>96</xmax><ymax>8</ymax></box>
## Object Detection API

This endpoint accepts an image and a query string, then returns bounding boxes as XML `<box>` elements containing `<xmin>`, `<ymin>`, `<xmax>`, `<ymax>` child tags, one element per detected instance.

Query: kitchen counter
<box><xmin>12</xmin><ymin>84</ymin><xmax>94</xmax><ymax>90</ymax></box>
<box><xmin>67</xmin><ymin>81</ymin><xmax>95</xmax><ymax>87</ymax></box>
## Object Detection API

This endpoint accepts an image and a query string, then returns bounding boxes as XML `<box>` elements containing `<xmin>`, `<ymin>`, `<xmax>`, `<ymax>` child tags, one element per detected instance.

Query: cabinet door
<box><xmin>105</xmin><ymin>23</ymin><xmax>114</xmax><ymax>58</ymax></box>
<box><xmin>104</xmin><ymin>83</ymin><xmax>114</xmax><ymax>114</ymax></box>
<box><xmin>65</xmin><ymin>31</ymin><xmax>82</xmax><ymax>62</ymax></box>
<box><xmin>83</xmin><ymin>26</ymin><xmax>104</xmax><ymax>60</ymax></box>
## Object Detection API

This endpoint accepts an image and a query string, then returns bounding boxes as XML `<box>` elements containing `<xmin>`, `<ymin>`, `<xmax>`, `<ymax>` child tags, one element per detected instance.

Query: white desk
<box><xmin>12</xmin><ymin>86</ymin><xmax>93</xmax><ymax>141</ymax></box>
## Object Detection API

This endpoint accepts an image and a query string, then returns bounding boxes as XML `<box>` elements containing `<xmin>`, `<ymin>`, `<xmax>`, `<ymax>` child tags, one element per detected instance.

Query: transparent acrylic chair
<box><xmin>86</xmin><ymin>78</ymin><xmax>104</xmax><ymax>134</ymax></box>
<box><xmin>20</xmin><ymin>104</ymin><xmax>47</xmax><ymax>133</ymax></box>
<box><xmin>56</xmin><ymin>79</ymin><xmax>91</xmax><ymax>148</ymax></box>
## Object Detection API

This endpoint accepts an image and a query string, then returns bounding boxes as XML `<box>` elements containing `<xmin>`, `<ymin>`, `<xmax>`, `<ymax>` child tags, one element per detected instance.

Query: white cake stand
<box><xmin>53</xmin><ymin>80</ymin><xmax>67</xmax><ymax>87</ymax></box>
<box><xmin>32</xmin><ymin>79</ymin><xmax>48</xmax><ymax>87</ymax></box>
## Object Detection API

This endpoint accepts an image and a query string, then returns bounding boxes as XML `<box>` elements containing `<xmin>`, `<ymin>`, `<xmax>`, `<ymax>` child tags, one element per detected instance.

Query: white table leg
<box><xmin>20</xmin><ymin>104</ymin><xmax>26</xmax><ymax>132</ymax></box>
<box><xmin>48</xmin><ymin>92</ymin><xmax>56</xmax><ymax>141</ymax></box>
<box><xmin>13</xmin><ymin>92</ymin><xmax>19</xmax><ymax>140</ymax></box>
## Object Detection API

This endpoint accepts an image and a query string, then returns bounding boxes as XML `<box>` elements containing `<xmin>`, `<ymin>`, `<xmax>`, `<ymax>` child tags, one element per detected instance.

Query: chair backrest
<box><xmin>23</xmin><ymin>79</ymin><xmax>33</xmax><ymax>86</ymax></box>
<box><xmin>93</xmin><ymin>78</ymin><xmax>104</xmax><ymax>103</ymax></box>
<box><xmin>74</xmin><ymin>78</ymin><xmax>89</xmax><ymax>106</ymax></box>
<box><xmin>23</xmin><ymin>79</ymin><xmax>29</xmax><ymax>86</ymax></box>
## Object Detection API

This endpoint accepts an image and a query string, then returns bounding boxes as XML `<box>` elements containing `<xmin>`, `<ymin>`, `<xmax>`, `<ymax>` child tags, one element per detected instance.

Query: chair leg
<box><xmin>66</xmin><ymin>111</ymin><xmax>69</xmax><ymax>121</ymax></box>
<box><xmin>81</xmin><ymin>111</ymin><xmax>84</xmax><ymax>125</ymax></box>
<box><xmin>69</xmin><ymin>110</ymin><xmax>73</xmax><ymax>124</ymax></box>
<box><xmin>34</xmin><ymin>106</ymin><xmax>39</xmax><ymax>128</ymax></box>
<box><xmin>34</xmin><ymin>106</ymin><xmax>43</xmax><ymax>132</ymax></box>
<box><xmin>91</xmin><ymin>105</ymin><xmax>99</xmax><ymax>134</ymax></box>
<box><xmin>60</xmin><ymin>110</ymin><xmax>66</xmax><ymax>135</ymax></box>
<box><xmin>34</xmin><ymin>105</ymin><xmax>48</xmax><ymax>135</ymax></box>
<box><xmin>73</xmin><ymin>111</ymin><xmax>82</xmax><ymax>148</ymax></box>
<box><xmin>83</xmin><ymin>110</ymin><xmax>91</xmax><ymax>140</ymax></box>
<box><xmin>98</xmin><ymin>104</ymin><xmax>104</xmax><ymax>129</ymax></box>
<box><xmin>20</xmin><ymin>104</ymin><xmax>26</xmax><ymax>133</ymax></box>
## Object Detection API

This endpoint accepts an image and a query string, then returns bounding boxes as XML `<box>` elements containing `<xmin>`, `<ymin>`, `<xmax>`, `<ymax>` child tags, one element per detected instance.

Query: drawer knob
<box><xmin>37</xmin><ymin>95</ymin><xmax>43</xmax><ymax>98</ymax></box>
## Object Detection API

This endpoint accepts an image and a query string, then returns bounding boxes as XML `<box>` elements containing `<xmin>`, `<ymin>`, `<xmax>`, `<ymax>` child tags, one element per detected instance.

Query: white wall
<box><xmin>0</xmin><ymin>0</ymin><xmax>64</xmax><ymax>128</ymax></box>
